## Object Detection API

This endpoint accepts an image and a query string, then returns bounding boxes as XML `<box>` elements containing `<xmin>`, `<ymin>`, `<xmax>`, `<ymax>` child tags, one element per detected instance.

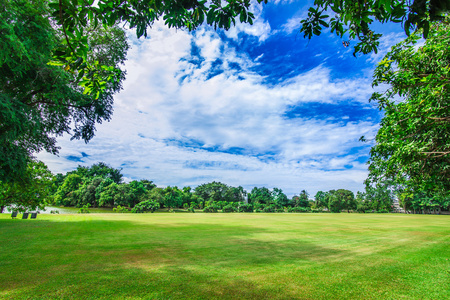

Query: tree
<box><xmin>0</xmin><ymin>160</ymin><xmax>53</xmax><ymax>212</ymax></box>
<box><xmin>163</xmin><ymin>186</ymin><xmax>183</xmax><ymax>209</ymax></box>
<box><xmin>224</xmin><ymin>186</ymin><xmax>247</xmax><ymax>203</ymax></box>
<box><xmin>272</xmin><ymin>188</ymin><xmax>289</xmax><ymax>207</ymax></box>
<box><xmin>335</xmin><ymin>189</ymin><xmax>356</xmax><ymax>213</ymax></box>
<box><xmin>366</xmin><ymin>21</ymin><xmax>450</xmax><ymax>194</ymax></box>
<box><xmin>194</xmin><ymin>181</ymin><xmax>231</xmax><ymax>202</ymax></box>
<box><xmin>314</xmin><ymin>191</ymin><xmax>328</xmax><ymax>208</ymax></box>
<box><xmin>300</xmin><ymin>0</ymin><xmax>450</xmax><ymax>55</ymax></box>
<box><xmin>53</xmin><ymin>173</ymin><xmax>83</xmax><ymax>206</ymax></box>
<box><xmin>77</xmin><ymin>176</ymin><xmax>103</xmax><ymax>207</ymax></box>
<box><xmin>94</xmin><ymin>178</ymin><xmax>114</xmax><ymax>206</ymax></box>
<box><xmin>248</xmin><ymin>187</ymin><xmax>273</xmax><ymax>205</ymax></box>
<box><xmin>293</xmin><ymin>190</ymin><xmax>310</xmax><ymax>208</ymax></box>
<box><xmin>98</xmin><ymin>182</ymin><xmax>119</xmax><ymax>207</ymax></box>
<box><xmin>326</xmin><ymin>190</ymin><xmax>343</xmax><ymax>213</ymax></box>
<box><xmin>0</xmin><ymin>0</ymin><xmax>129</xmax><ymax>183</ymax></box>
<box><xmin>363</xmin><ymin>182</ymin><xmax>394</xmax><ymax>211</ymax></box>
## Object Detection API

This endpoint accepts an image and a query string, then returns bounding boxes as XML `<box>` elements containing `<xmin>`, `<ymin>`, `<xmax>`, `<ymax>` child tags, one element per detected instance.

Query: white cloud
<box><xmin>224</xmin><ymin>1</ymin><xmax>272</xmax><ymax>42</ymax></box>
<box><xmin>280</xmin><ymin>16</ymin><xmax>302</xmax><ymax>35</ymax></box>
<box><xmin>37</xmin><ymin>21</ymin><xmax>378</xmax><ymax>197</ymax></box>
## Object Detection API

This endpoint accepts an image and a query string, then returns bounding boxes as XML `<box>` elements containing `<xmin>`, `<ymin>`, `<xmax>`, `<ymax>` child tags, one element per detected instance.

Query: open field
<box><xmin>0</xmin><ymin>213</ymin><xmax>449</xmax><ymax>299</ymax></box>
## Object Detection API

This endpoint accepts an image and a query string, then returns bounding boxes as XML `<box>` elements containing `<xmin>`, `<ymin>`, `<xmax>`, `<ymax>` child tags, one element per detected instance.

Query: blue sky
<box><xmin>37</xmin><ymin>1</ymin><xmax>406</xmax><ymax>197</ymax></box>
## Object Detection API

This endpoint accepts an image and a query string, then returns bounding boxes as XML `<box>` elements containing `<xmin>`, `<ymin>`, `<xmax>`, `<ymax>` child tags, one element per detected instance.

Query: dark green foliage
<box><xmin>222</xmin><ymin>204</ymin><xmax>237</xmax><ymax>213</ymax></box>
<box><xmin>131</xmin><ymin>200</ymin><xmax>160</xmax><ymax>213</ymax></box>
<box><xmin>163</xmin><ymin>186</ymin><xmax>183</xmax><ymax>209</ymax></box>
<box><xmin>366</xmin><ymin>21</ymin><xmax>450</xmax><ymax>194</ymax></box>
<box><xmin>262</xmin><ymin>204</ymin><xmax>276</xmax><ymax>213</ymax></box>
<box><xmin>203</xmin><ymin>202</ymin><xmax>220</xmax><ymax>213</ymax></box>
<box><xmin>248</xmin><ymin>187</ymin><xmax>273</xmax><ymax>205</ymax></box>
<box><xmin>314</xmin><ymin>191</ymin><xmax>328</xmax><ymax>208</ymax></box>
<box><xmin>194</xmin><ymin>181</ymin><xmax>245</xmax><ymax>203</ymax></box>
<box><xmin>292</xmin><ymin>190</ymin><xmax>310</xmax><ymax>208</ymax></box>
<box><xmin>238</xmin><ymin>203</ymin><xmax>253</xmax><ymax>212</ymax></box>
<box><xmin>78</xmin><ymin>203</ymin><xmax>91</xmax><ymax>214</ymax></box>
<box><xmin>0</xmin><ymin>0</ymin><xmax>129</xmax><ymax>183</ymax></box>
<box><xmin>288</xmin><ymin>206</ymin><xmax>310</xmax><ymax>213</ymax></box>
<box><xmin>363</xmin><ymin>183</ymin><xmax>393</xmax><ymax>212</ymax></box>
<box><xmin>72</xmin><ymin>162</ymin><xmax>123</xmax><ymax>184</ymax></box>
<box><xmin>398</xmin><ymin>189</ymin><xmax>450</xmax><ymax>214</ymax></box>
<box><xmin>272</xmin><ymin>188</ymin><xmax>289</xmax><ymax>207</ymax></box>
<box><xmin>0</xmin><ymin>160</ymin><xmax>53</xmax><ymax>212</ymax></box>
<box><xmin>113</xmin><ymin>205</ymin><xmax>129</xmax><ymax>213</ymax></box>
<box><xmin>300</xmin><ymin>0</ymin><xmax>449</xmax><ymax>56</ymax></box>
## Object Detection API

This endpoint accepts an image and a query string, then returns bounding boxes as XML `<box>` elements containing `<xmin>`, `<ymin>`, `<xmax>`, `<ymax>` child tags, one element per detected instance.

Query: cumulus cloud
<box><xmin>37</xmin><ymin>19</ymin><xmax>379</xmax><ymax>197</ymax></box>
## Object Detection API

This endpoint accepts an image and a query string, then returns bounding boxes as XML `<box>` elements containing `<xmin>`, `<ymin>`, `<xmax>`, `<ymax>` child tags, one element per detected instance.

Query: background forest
<box><xmin>2</xmin><ymin>161</ymin><xmax>448</xmax><ymax>215</ymax></box>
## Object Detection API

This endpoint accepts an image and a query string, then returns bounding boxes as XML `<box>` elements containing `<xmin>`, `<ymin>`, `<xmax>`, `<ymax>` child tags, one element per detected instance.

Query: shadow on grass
<box><xmin>0</xmin><ymin>217</ymin><xmax>346</xmax><ymax>299</ymax></box>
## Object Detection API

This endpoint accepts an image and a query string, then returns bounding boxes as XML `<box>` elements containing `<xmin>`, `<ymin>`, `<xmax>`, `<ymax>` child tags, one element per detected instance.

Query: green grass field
<box><xmin>0</xmin><ymin>213</ymin><xmax>449</xmax><ymax>299</ymax></box>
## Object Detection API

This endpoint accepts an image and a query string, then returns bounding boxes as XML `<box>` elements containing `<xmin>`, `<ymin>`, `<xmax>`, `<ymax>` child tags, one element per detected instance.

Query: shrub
<box><xmin>203</xmin><ymin>203</ymin><xmax>220</xmax><ymax>213</ymax></box>
<box><xmin>262</xmin><ymin>205</ymin><xmax>276</xmax><ymax>213</ymax></box>
<box><xmin>238</xmin><ymin>203</ymin><xmax>253</xmax><ymax>212</ymax></box>
<box><xmin>113</xmin><ymin>205</ymin><xmax>129</xmax><ymax>213</ymax></box>
<box><xmin>222</xmin><ymin>204</ymin><xmax>237</xmax><ymax>213</ymax></box>
<box><xmin>78</xmin><ymin>204</ymin><xmax>90</xmax><ymax>214</ymax></box>
<box><xmin>253</xmin><ymin>203</ymin><xmax>264</xmax><ymax>212</ymax></box>
<box><xmin>132</xmin><ymin>200</ymin><xmax>160</xmax><ymax>213</ymax></box>
<box><xmin>287</xmin><ymin>206</ymin><xmax>310</xmax><ymax>213</ymax></box>
<box><xmin>376</xmin><ymin>209</ymin><xmax>389</xmax><ymax>213</ymax></box>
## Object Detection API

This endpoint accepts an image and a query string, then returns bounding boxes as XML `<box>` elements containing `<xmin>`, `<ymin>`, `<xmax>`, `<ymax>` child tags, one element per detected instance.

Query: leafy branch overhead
<box><xmin>299</xmin><ymin>0</ymin><xmax>450</xmax><ymax>55</ymax></box>
<box><xmin>367</xmin><ymin>20</ymin><xmax>450</xmax><ymax>192</ymax></box>
<box><xmin>49</xmin><ymin>0</ymin><xmax>267</xmax><ymax>98</ymax></box>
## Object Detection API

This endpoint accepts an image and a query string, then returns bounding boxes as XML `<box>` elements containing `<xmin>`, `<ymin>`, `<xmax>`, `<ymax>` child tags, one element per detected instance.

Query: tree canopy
<box><xmin>366</xmin><ymin>20</ymin><xmax>450</xmax><ymax>194</ymax></box>
<box><xmin>0</xmin><ymin>160</ymin><xmax>53</xmax><ymax>212</ymax></box>
<box><xmin>0</xmin><ymin>0</ymin><xmax>128</xmax><ymax>183</ymax></box>
<box><xmin>300</xmin><ymin>0</ymin><xmax>450</xmax><ymax>55</ymax></box>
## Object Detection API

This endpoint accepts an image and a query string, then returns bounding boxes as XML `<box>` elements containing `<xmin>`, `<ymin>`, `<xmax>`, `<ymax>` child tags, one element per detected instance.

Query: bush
<box><xmin>222</xmin><ymin>204</ymin><xmax>237</xmax><ymax>213</ymax></box>
<box><xmin>78</xmin><ymin>204</ymin><xmax>90</xmax><ymax>214</ymax></box>
<box><xmin>253</xmin><ymin>203</ymin><xmax>264</xmax><ymax>212</ymax></box>
<box><xmin>376</xmin><ymin>209</ymin><xmax>389</xmax><ymax>213</ymax></box>
<box><xmin>132</xmin><ymin>200</ymin><xmax>160</xmax><ymax>213</ymax></box>
<box><xmin>262</xmin><ymin>205</ymin><xmax>276</xmax><ymax>213</ymax></box>
<box><xmin>238</xmin><ymin>203</ymin><xmax>253</xmax><ymax>212</ymax></box>
<box><xmin>287</xmin><ymin>206</ymin><xmax>310</xmax><ymax>213</ymax></box>
<box><xmin>113</xmin><ymin>205</ymin><xmax>129</xmax><ymax>213</ymax></box>
<box><xmin>203</xmin><ymin>201</ymin><xmax>220</xmax><ymax>213</ymax></box>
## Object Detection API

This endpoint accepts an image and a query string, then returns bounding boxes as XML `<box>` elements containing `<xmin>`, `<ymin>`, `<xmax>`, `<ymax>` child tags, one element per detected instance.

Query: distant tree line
<box><xmin>2</xmin><ymin>161</ymin><xmax>448</xmax><ymax>214</ymax></box>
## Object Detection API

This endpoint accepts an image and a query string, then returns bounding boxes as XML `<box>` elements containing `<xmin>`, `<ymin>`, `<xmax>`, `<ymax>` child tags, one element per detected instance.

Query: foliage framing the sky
<box><xmin>367</xmin><ymin>20</ymin><xmax>450</xmax><ymax>193</ymax></box>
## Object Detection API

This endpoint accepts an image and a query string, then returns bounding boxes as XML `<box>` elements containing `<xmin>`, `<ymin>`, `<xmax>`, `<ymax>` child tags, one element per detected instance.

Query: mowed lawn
<box><xmin>0</xmin><ymin>213</ymin><xmax>449</xmax><ymax>299</ymax></box>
